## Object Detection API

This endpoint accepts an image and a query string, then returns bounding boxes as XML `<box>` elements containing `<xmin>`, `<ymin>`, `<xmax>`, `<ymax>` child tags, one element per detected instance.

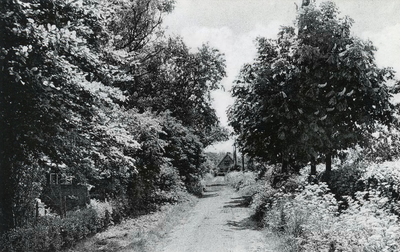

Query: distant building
<box><xmin>41</xmin><ymin>170</ymin><xmax>89</xmax><ymax>217</ymax></box>
<box><xmin>217</xmin><ymin>152</ymin><xmax>234</xmax><ymax>175</ymax></box>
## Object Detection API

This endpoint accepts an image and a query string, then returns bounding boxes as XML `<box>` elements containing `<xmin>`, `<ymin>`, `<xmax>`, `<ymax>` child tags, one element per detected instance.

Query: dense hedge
<box><xmin>0</xmin><ymin>207</ymin><xmax>111</xmax><ymax>252</ymax></box>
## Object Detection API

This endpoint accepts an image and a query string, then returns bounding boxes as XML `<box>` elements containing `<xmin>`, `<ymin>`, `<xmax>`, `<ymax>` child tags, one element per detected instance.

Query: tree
<box><xmin>296</xmin><ymin>2</ymin><xmax>394</xmax><ymax>178</ymax></box>
<box><xmin>104</xmin><ymin>0</ymin><xmax>228</xmax><ymax>147</ymax></box>
<box><xmin>108</xmin><ymin>0</ymin><xmax>174</xmax><ymax>52</ymax></box>
<box><xmin>229</xmin><ymin>35</ymin><xmax>314</xmax><ymax>173</ymax></box>
<box><xmin>0</xmin><ymin>0</ymin><xmax>97</xmax><ymax>232</ymax></box>
<box><xmin>160</xmin><ymin>113</ymin><xmax>205</xmax><ymax>193</ymax></box>
<box><xmin>124</xmin><ymin>37</ymin><xmax>228</xmax><ymax>146</ymax></box>
<box><xmin>102</xmin><ymin>0</ymin><xmax>228</xmax><ymax>195</ymax></box>
<box><xmin>0</xmin><ymin>0</ymin><xmax>136</xmax><ymax>232</ymax></box>
<box><xmin>97</xmin><ymin>0</ymin><xmax>223</xmax><ymax>212</ymax></box>
<box><xmin>228</xmin><ymin>1</ymin><xmax>395</xmax><ymax>179</ymax></box>
<box><xmin>104</xmin><ymin>0</ymin><xmax>228</xmax><ymax>148</ymax></box>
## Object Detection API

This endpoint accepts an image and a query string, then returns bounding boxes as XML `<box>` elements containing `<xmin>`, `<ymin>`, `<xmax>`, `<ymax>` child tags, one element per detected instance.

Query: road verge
<box><xmin>66</xmin><ymin>194</ymin><xmax>198</xmax><ymax>252</ymax></box>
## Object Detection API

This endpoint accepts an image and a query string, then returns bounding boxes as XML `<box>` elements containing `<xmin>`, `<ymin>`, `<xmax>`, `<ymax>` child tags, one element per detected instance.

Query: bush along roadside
<box><xmin>66</xmin><ymin>193</ymin><xmax>198</xmax><ymax>252</ymax></box>
<box><xmin>242</xmin><ymin>158</ymin><xmax>400</xmax><ymax>252</ymax></box>
<box><xmin>260</xmin><ymin>182</ymin><xmax>400</xmax><ymax>252</ymax></box>
<box><xmin>0</xmin><ymin>191</ymin><xmax>197</xmax><ymax>252</ymax></box>
<box><xmin>0</xmin><ymin>200</ymin><xmax>113</xmax><ymax>252</ymax></box>
<box><xmin>0</xmin><ymin>154</ymin><xmax>209</xmax><ymax>252</ymax></box>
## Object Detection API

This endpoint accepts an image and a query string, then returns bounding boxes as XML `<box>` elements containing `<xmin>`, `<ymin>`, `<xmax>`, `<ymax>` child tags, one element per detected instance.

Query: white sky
<box><xmin>163</xmin><ymin>0</ymin><xmax>400</xmax><ymax>152</ymax></box>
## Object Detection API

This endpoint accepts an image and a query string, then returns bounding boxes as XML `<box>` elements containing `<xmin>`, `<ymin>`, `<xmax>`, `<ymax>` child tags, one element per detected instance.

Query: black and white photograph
<box><xmin>1</xmin><ymin>0</ymin><xmax>400</xmax><ymax>251</ymax></box>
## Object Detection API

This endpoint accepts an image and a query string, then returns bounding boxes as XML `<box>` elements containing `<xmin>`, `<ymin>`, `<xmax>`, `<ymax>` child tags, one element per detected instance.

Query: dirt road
<box><xmin>153</xmin><ymin>176</ymin><xmax>270</xmax><ymax>252</ymax></box>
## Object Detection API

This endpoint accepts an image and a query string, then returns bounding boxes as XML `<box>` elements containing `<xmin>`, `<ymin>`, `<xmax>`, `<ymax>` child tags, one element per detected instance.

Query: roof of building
<box><xmin>217</xmin><ymin>152</ymin><xmax>234</xmax><ymax>168</ymax></box>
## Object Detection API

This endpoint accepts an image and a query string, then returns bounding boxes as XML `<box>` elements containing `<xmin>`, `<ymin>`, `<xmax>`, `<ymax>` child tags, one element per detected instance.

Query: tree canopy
<box><xmin>228</xmin><ymin>1</ymin><xmax>395</xmax><ymax>176</ymax></box>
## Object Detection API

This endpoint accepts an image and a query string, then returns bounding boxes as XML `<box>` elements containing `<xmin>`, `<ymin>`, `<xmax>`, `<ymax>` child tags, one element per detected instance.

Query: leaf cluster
<box><xmin>228</xmin><ymin>1</ymin><xmax>395</xmax><ymax>171</ymax></box>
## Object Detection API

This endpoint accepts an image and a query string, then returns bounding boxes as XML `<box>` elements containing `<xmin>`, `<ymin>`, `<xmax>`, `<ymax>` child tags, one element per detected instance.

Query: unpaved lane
<box><xmin>154</xmin><ymin>177</ymin><xmax>268</xmax><ymax>252</ymax></box>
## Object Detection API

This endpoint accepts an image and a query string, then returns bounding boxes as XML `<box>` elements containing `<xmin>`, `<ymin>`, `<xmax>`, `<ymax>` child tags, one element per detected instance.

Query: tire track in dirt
<box><xmin>153</xmin><ymin>177</ymin><xmax>269</xmax><ymax>252</ymax></box>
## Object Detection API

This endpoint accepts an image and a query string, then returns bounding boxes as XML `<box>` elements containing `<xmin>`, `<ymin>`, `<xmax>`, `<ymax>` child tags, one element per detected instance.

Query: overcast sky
<box><xmin>163</xmin><ymin>0</ymin><xmax>400</xmax><ymax>153</ymax></box>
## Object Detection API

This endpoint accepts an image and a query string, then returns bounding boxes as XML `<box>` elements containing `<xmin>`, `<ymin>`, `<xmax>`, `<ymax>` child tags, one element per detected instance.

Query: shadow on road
<box><xmin>200</xmin><ymin>192</ymin><xmax>219</xmax><ymax>198</ymax></box>
<box><xmin>226</xmin><ymin>217</ymin><xmax>260</xmax><ymax>231</ymax></box>
<box><xmin>223</xmin><ymin>196</ymin><xmax>252</xmax><ymax>208</ymax></box>
<box><xmin>207</xmin><ymin>183</ymin><xmax>227</xmax><ymax>187</ymax></box>
<box><xmin>204</xmin><ymin>181</ymin><xmax>226</xmax><ymax>194</ymax></box>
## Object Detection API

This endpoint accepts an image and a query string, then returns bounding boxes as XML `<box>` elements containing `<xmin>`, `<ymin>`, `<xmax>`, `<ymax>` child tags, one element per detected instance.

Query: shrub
<box><xmin>89</xmin><ymin>199</ymin><xmax>113</xmax><ymax>227</ymax></box>
<box><xmin>327</xmin><ymin>154</ymin><xmax>400</xmax><ymax>215</ymax></box>
<box><xmin>153</xmin><ymin>163</ymin><xmax>186</xmax><ymax>204</ymax></box>
<box><xmin>0</xmin><ymin>201</ymin><xmax>113</xmax><ymax>252</ymax></box>
<box><xmin>250</xmin><ymin>182</ymin><xmax>278</xmax><ymax>223</ymax></box>
<box><xmin>332</xmin><ymin>191</ymin><xmax>400</xmax><ymax>251</ymax></box>
<box><xmin>327</xmin><ymin>156</ymin><xmax>367</xmax><ymax>210</ymax></box>
<box><xmin>225</xmin><ymin>171</ymin><xmax>257</xmax><ymax>191</ymax></box>
<box><xmin>263</xmin><ymin>182</ymin><xmax>400</xmax><ymax>252</ymax></box>
<box><xmin>360</xmin><ymin>160</ymin><xmax>400</xmax><ymax>215</ymax></box>
<box><xmin>186</xmin><ymin>179</ymin><xmax>205</xmax><ymax>197</ymax></box>
<box><xmin>201</xmin><ymin>172</ymin><xmax>215</xmax><ymax>184</ymax></box>
<box><xmin>251</xmin><ymin>170</ymin><xmax>304</xmax><ymax>220</ymax></box>
<box><xmin>0</xmin><ymin>219</ymin><xmax>63</xmax><ymax>252</ymax></box>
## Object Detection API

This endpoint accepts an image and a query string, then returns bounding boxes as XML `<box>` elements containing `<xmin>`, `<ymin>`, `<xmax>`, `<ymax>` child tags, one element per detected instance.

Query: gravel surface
<box><xmin>153</xmin><ymin>176</ymin><xmax>270</xmax><ymax>252</ymax></box>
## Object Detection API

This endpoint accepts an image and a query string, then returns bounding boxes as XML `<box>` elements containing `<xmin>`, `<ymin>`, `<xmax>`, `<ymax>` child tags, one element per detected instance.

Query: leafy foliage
<box><xmin>125</xmin><ymin>37</ymin><xmax>228</xmax><ymax>146</ymax></box>
<box><xmin>225</xmin><ymin>171</ymin><xmax>257</xmax><ymax>192</ymax></box>
<box><xmin>0</xmin><ymin>0</ymin><xmax>121</xmax><ymax>232</ymax></box>
<box><xmin>0</xmin><ymin>204</ymin><xmax>110</xmax><ymax>252</ymax></box>
<box><xmin>0</xmin><ymin>0</ymin><xmax>226</xmax><ymax>236</ymax></box>
<box><xmin>240</xmin><ymin>152</ymin><xmax>400</xmax><ymax>251</ymax></box>
<box><xmin>160</xmin><ymin>113</ymin><xmax>205</xmax><ymax>192</ymax></box>
<box><xmin>228</xmin><ymin>1</ymin><xmax>395</xmax><ymax>176</ymax></box>
<box><xmin>262</xmin><ymin>183</ymin><xmax>400</xmax><ymax>252</ymax></box>
<box><xmin>364</xmin><ymin>119</ymin><xmax>400</xmax><ymax>162</ymax></box>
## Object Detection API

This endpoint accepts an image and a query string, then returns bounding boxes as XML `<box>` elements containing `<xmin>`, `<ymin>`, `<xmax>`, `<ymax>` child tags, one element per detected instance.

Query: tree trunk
<box><xmin>310</xmin><ymin>157</ymin><xmax>316</xmax><ymax>176</ymax></box>
<box><xmin>241</xmin><ymin>152</ymin><xmax>245</xmax><ymax>171</ymax></box>
<box><xmin>233</xmin><ymin>144</ymin><xmax>237</xmax><ymax>168</ymax></box>
<box><xmin>0</xmin><ymin>160</ymin><xmax>16</xmax><ymax>234</ymax></box>
<box><xmin>308</xmin><ymin>157</ymin><xmax>317</xmax><ymax>184</ymax></box>
<box><xmin>282</xmin><ymin>159</ymin><xmax>289</xmax><ymax>174</ymax></box>
<box><xmin>324</xmin><ymin>152</ymin><xmax>332</xmax><ymax>181</ymax></box>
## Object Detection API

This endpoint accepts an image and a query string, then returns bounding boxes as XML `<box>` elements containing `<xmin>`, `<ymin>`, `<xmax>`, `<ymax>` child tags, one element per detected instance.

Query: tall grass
<box><xmin>225</xmin><ymin>171</ymin><xmax>257</xmax><ymax>192</ymax></box>
<box><xmin>252</xmin><ymin>179</ymin><xmax>400</xmax><ymax>251</ymax></box>
<box><xmin>229</xmin><ymin>155</ymin><xmax>400</xmax><ymax>251</ymax></box>
<box><xmin>269</xmin><ymin>184</ymin><xmax>400</xmax><ymax>251</ymax></box>
<box><xmin>67</xmin><ymin>193</ymin><xmax>198</xmax><ymax>252</ymax></box>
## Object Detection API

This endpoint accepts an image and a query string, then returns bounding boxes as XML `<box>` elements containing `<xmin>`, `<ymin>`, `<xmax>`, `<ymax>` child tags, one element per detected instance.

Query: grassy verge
<box><xmin>261</xmin><ymin>230</ymin><xmax>289</xmax><ymax>252</ymax></box>
<box><xmin>66</xmin><ymin>194</ymin><xmax>198</xmax><ymax>252</ymax></box>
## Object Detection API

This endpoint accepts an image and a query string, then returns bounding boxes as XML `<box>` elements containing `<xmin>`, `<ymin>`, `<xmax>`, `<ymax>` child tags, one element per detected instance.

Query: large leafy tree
<box><xmin>0</xmin><ymin>0</ymin><xmax>93</xmax><ymax>232</ymax></box>
<box><xmin>102</xmin><ymin>0</ymin><xmax>228</xmax><ymax>194</ymax></box>
<box><xmin>297</xmin><ymin>2</ymin><xmax>394</xmax><ymax>176</ymax></box>
<box><xmin>228</xmin><ymin>1</ymin><xmax>395</xmax><ymax>178</ymax></box>
<box><xmin>0</xmin><ymin>0</ymin><xmax>137</xmax><ymax>232</ymax></box>
<box><xmin>125</xmin><ymin>37</ymin><xmax>228</xmax><ymax>146</ymax></box>
<box><xmin>105</xmin><ymin>0</ymin><xmax>228</xmax><ymax>147</ymax></box>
